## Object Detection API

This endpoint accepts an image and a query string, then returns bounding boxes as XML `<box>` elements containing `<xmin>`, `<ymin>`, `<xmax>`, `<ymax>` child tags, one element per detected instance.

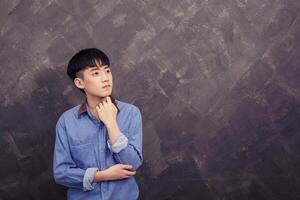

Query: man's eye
<box><xmin>92</xmin><ymin>72</ymin><xmax>99</xmax><ymax>76</ymax></box>
<box><xmin>106</xmin><ymin>69</ymin><xmax>111</xmax><ymax>73</ymax></box>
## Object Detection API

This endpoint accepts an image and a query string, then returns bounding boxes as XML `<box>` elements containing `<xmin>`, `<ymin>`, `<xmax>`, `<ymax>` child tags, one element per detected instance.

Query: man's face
<box><xmin>76</xmin><ymin>59</ymin><xmax>113</xmax><ymax>98</ymax></box>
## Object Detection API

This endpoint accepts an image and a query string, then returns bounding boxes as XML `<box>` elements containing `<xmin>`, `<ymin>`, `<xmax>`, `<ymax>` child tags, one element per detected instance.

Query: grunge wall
<box><xmin>1</xmin><ymin>0</ymin><xmax>300</xmax><ymax>199</ymax></box>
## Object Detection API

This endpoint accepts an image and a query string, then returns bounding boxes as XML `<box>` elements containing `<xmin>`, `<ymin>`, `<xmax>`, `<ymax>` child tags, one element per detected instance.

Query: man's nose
<box><xmin>101</xmin><ymin>72</ymin><xmax>109</xmax><ymax>82</ymax></box>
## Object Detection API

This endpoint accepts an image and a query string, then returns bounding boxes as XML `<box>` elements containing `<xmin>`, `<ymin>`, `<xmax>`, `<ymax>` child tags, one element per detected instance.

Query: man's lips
<box><xmin>102</xmin><ymin>85</ymin><xmax>110</xmax><ymax>88</ymax></box>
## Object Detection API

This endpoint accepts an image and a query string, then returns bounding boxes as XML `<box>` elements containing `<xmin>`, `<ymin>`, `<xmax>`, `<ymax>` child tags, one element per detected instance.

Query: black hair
<box><xmin>67</xmin><ymin>48</ymin><xmax>110</xmax><ymax>94</ymax></box>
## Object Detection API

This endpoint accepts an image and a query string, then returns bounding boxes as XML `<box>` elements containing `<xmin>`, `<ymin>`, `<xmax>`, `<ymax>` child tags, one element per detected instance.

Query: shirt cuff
<box><xmin>83</xmin><ymin>167</ymin><xmax>98</xmax><ymax>192</ymax></box>
<box><xmin>107</xmin><ymin>132</ymin><xmax>128</xmax><ymax>153</ymax></box>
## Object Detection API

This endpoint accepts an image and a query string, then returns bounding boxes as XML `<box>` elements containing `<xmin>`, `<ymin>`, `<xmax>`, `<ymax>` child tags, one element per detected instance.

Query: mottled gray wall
<box><xmin>1</xmin><ymin>0</ymin><xmax>300</xmax><ymax>199</ymax></box>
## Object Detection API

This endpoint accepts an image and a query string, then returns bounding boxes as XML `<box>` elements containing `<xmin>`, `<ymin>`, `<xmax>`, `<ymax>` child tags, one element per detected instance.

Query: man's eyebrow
<box><xmin>88</xmin><ymin>65</ymin><xmax>109</xmax><ymax>72</ymax></box>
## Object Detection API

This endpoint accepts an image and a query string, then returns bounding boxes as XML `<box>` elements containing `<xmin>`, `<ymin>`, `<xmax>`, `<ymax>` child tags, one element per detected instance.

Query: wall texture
<box><xmin>1</xmin><ymin>0</ymin><xmax>300</xmax><ymax>199</ymax></box>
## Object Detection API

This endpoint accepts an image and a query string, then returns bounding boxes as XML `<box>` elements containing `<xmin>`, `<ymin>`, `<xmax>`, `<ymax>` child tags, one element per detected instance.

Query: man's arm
<box><xmin>106</xmin><ymin>106</ymin><xmax>143</xmax><ymax>171</ymax></box>
<box><xmin>53</xmin><ymin>116</ymin><xmax>136</xmax><ymax>191</ymax></box>
<box><xmin>53</xmin><ymin>118</ymin><xmax>100</xmax><ymax>192</ymax></box>
<box><xmin>92</xmin><ymin>164</ymin><xmax>136</xmax><ymax>182</ymax></box>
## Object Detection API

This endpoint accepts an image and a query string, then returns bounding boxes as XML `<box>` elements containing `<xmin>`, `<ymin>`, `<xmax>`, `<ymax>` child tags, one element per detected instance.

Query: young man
<box><xmin>53</xmin><ymin>48</ymin><xmax>143</xmax><ymax>200</ymax></box>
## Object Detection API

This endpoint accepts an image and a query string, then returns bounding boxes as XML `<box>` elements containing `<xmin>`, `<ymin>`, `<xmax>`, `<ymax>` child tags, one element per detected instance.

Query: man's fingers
<box><xmin>106</xmin><ymin>96</ymin><xmax>112</xmax><ymax>104</ymax></box>
<box><xmin>121</xmin><ymin>169</ymin><xmax>136</xmax><ymax>176</ymax></box>
<box><xmin>102</xmin><ymin>96</ymin><xmax>110</xmax><ymax>104</ymax></box>
<box><xmin>122</xmin><ymin>175</ymin><xmax>130</xmax><ymax>179</ymax></box>
<box><xmin>121</xmin><ymin>164</ymin><xmax>133</xmax><ymax>170</ymax></box>
<box><xmin>113</xmin><ymin>103</ymin><xmax>118</xmax><ymax>112</ymax></box>
<box><xmin>98</xmin><ymin>102</ymin><xmax>103</xmax><ymax>108</ymax></box>
<box><xmin>126</xmin><ymin>170</ymin><xmax>136</xmax><ymax>176</ymax></box>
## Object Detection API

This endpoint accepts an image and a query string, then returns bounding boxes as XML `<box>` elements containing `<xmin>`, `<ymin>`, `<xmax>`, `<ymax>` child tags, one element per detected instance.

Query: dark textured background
<box><xmin>1</xmin><ymin>0</ymin><xmax>300</xmax><ymax>199</ymax></box>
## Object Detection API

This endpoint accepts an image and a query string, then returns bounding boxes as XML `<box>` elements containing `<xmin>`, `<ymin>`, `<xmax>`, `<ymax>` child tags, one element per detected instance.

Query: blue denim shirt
<box><xmin>53</xmin><ymin>97</ymin><xmax>143</xmax><ymax>200</ymax></box>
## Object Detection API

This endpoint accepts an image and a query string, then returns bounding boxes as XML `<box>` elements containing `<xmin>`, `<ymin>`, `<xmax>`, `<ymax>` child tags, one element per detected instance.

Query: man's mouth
<box><xmin>102</xmin><ymin>85</ymin><xmax>110</xmax><ymax>89</ymax></box>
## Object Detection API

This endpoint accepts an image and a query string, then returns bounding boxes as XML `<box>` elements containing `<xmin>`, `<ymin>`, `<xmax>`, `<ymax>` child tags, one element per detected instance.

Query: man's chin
<box><xmin>96</xmin><ymin>92</ymin><xmax>112</xmax><ymax>98</ymax></box>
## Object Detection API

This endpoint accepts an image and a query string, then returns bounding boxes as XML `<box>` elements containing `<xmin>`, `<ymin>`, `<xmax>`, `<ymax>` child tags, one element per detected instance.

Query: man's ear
<box><xmin>74</xmin><ymin>77</ymin><xmax>85</xmax><ymax>90</ymax></box>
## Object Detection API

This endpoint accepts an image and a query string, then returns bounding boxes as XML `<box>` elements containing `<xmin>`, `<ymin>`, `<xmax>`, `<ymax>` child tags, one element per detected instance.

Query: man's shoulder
<box><xmin>56</xmin><ymin>103</ymin><xmax>81</xmax><ymax>124</ymax></box>
<box><xmin>116</xmin><ymin>99</ymin><xmax>141</xmax><ymax>113</ymax></box>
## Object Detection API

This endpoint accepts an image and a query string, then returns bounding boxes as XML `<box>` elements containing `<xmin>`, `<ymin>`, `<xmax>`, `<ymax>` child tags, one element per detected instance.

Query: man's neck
<box><xmin>86</xmin><ymin>94</ymin><xmax>107</xmax><ymax>118</ymax></box>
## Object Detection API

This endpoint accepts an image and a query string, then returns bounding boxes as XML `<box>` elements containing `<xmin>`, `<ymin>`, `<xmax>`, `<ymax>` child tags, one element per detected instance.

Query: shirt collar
<box><xmin>77</xmin><ymin>95</ymin><xmax>120</xmax><ymax>118</ymax></box>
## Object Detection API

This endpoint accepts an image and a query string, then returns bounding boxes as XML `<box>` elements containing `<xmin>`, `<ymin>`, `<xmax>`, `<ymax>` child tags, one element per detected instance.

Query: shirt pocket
<box><xmin>70</xmin><ymin>142</ymin><xmax>97</xmax><ymax>169</ymax></box>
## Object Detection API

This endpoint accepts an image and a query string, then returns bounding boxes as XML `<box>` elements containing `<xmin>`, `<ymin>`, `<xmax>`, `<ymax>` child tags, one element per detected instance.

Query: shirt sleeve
<box><xmin>107</xmin><ymin>106</ymin><xmax>143</xmax><ymax>171</ymax></box>
<box><xmin>107</xmin><ymin>132</ymin><xmax>128</xmax><ymax>153</ymax></box>
<box><xmin>53</xmin><ymin>117</ymin><xmax>98</xmax><ymax>191</ymax></box>
<box><xmin>83</xmin><ymin>167</ymin><xmax>98</xmax><ymax>191</ymax></box>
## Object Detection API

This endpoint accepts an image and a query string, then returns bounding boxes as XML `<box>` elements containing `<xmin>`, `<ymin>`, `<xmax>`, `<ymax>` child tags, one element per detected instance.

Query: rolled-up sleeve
<box><xmin>83</xmin><ymin>167</ymin><xmax>98</xmax><ymax>191</ymax></box>
<box><xmin>53</xmin><ymin>117</ymin><xmax>98</xmax><ymax>192</ymax></box>
<box><xmin>108</xmin><ymin>106</ymin><xmax>143</xmax><ymax>171</ymax></box>
<box><xmin>107</xmin><ymin>132</ymin><xmax>128</xmax><ymax>153</ymax></box>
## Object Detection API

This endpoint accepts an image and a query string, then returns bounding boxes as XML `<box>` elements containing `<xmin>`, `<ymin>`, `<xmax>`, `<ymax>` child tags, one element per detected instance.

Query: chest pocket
<box><xmin>70</xmin><ymin>142</ymin><xmax>97</xmax><ymax>169</ymax></box>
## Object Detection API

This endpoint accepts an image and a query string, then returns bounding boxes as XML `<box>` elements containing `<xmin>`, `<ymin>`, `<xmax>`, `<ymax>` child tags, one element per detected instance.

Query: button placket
<box><xmin>99</xmin><ymin>123</ymin><xmax>108</xmax><ymax>198</ymax></box>
<box><xmin>99</xmin><ymin>123</ymin><xmax>104</xmax><ymax>170</ymax></box>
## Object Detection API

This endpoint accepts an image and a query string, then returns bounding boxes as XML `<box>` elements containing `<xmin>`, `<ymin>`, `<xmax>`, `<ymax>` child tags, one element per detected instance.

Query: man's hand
<box><xmin>96</xmin><ymin>96</ymin><xmax>121</xmax><ymax>144</ymax></box>
<box><xmin>93</xmin><ymin>164</ymin><xmax>136</xmax><ymax>182</ymax></box>
<box><xmin>96</xmin><ymin>96</ymin><xmax>118</xmax><ymax>126</ymax></box>
<box><xmin>105</xmin><ymin>164</ymin><xmax>136</xmax><ymax>180</ymax></box>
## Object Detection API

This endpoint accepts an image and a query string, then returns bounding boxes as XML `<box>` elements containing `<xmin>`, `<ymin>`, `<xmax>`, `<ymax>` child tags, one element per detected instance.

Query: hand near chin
<box><xmin>96</xmin><ymin>96</ymin><xmax>118</xmax><ymax>126</ymax></box>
